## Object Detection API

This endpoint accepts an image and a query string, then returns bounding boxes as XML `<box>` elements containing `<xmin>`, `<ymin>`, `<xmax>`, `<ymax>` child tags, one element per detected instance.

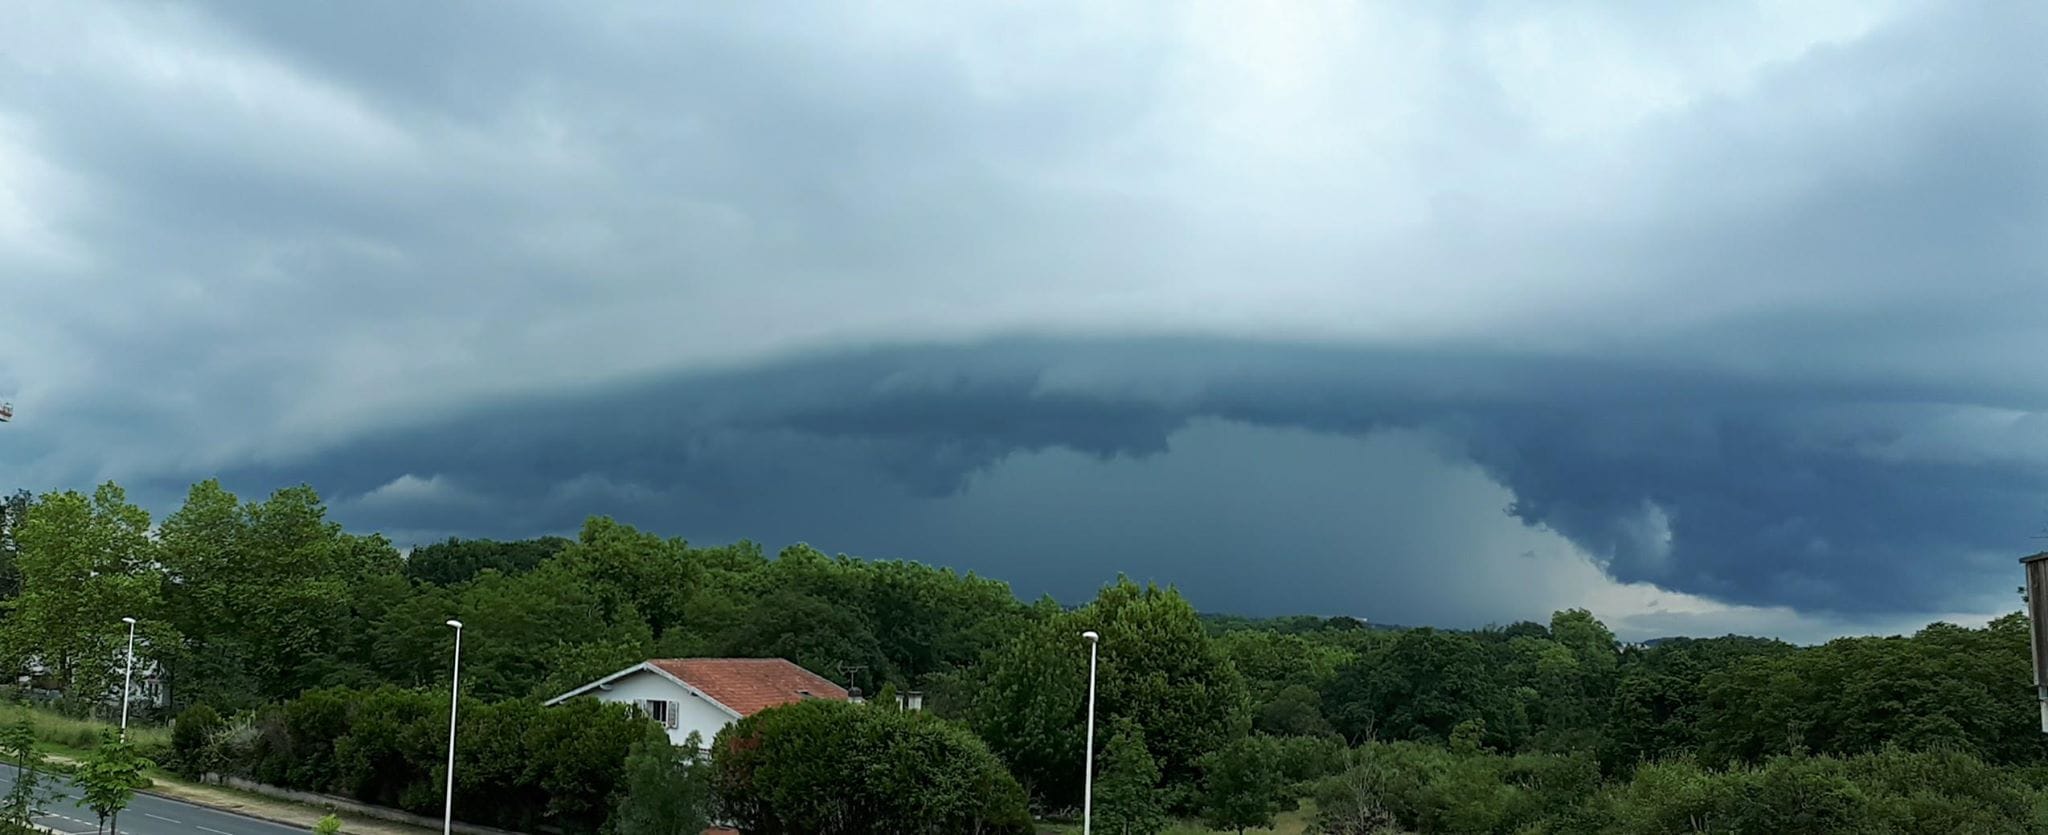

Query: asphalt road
<box><xmin>0</xmin><ymin>763</ymin><xmax>308</xmax><ymax>835</ymax></box>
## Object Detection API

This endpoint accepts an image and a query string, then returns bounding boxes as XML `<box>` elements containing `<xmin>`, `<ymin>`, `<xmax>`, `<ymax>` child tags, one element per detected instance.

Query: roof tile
<box><xmin>650</xmin><ymin>658</ymin><xmax>848</xmax><ymax>716</ymax></box>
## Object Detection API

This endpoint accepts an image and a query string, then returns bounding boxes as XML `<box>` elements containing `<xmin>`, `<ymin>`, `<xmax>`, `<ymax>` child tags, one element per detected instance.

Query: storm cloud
<box><xmin>4</xmin><ymin>1</ymin><xmax>2047</xmax><ymax>638</ymax></box>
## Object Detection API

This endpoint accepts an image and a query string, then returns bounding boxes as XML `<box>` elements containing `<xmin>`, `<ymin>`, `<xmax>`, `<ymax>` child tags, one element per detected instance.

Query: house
<box><xmin>544</xmin><ymin>658</ymin><xmax>849</xmax><ymax>747</ymax></box>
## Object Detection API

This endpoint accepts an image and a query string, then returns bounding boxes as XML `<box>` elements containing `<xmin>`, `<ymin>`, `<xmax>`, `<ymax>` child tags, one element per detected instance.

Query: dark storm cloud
<box><xmin>5</xmin><ymin>2</ymin><xmax>2048</xmax><ymax>634</ymax></box>
<box><xmin>208</xmin><ymin>337</ymin><xmax>2048</xmax><ymax>617</ymax></box>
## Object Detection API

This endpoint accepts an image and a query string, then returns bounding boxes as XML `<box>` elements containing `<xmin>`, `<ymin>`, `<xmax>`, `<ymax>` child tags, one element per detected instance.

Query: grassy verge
<box><xmin>0</xmin><ymin>702</ymin><xmax>171</xmax><ymax>752</ymax></box>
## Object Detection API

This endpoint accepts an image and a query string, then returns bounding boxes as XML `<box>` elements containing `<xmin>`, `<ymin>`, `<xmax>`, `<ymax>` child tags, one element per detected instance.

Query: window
<box><xmin>642</xmin><ymin>699</ymin><xmax>679</xmax><ymax>729</ymax></box>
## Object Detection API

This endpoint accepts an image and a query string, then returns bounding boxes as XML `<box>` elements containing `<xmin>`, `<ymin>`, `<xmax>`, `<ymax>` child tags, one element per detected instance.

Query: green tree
<box><xmin>1255</xmin><ymin>685</ymin><xmax>1335</xmax><ymax>738</ymax></box>
<box><xmin>549</xmin><ymin>517</ymin><xmax>697</xmax><ymax>639</ymax></box>
<box><xmin>403</xmin><ymin>536</ymin><xmax>570</xmax><ymax>586</ymax></box>
<box><xmin>613</xmin><ymin>727</ymin><xmax>711</xmax><ymax>835</ymax></box>
<box><xmin>0</xmin><ymin>721</ymin><xmax>53</xmax><ymax>835</ymax></box>
<box><xmin>976</xmin><ymin>579</ymin><xmax>1250</xmax><ymax>810</ymax></box>
<box><xmin>1323</xmin><ymin>628</ymin><xmax>1525</xmax><ymax>750</ymax></box>
<box><xmin>1199</xmin><ymin>735</ymin><xmax>1283</xmax><ymax>834</ymax></box>
<box><xmin>4</xmin><ymin>483</ymin><xmax>160</xmax><ymax>698</ymax></box>
<box><xmin>1094</xmin><ymin>719</ymin><xmax>1165</xmax><ymax>835</ymax></box>
<box><xmin>75</xmin><ymin>731</ymin><xmax>152</xmax><ymax>835</ymax></box>
<box><xmin>0</xmin><ymin>489</ymin><xmax>30</xmax><ymax>606</ymax></box>
<box><xmin>157</xmin><ymin>482</ymin><xmax>404</xmax><ymax>707</ymax></box>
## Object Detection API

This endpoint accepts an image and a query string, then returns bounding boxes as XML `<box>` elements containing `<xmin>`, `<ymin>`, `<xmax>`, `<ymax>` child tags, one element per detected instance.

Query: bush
<box><xmin>170</xmin><ymin>705</ymin><xmax>221</xmax><ymax>777</ymax></box>
<box><xmin>222</xmin><ymin>687</ymin><xmax>644</xmax><ymax>835</ymax></box>
<box><xmin>712</xmin><ymin>699</ymin><xmax>1031</xmax><ymax>834</ymax></box>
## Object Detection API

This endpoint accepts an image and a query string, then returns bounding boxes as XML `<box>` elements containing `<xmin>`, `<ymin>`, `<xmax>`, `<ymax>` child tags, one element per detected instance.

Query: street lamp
<box><xmin>443</xmin><ymin>619</ymin><xmax>463</xmax><ymax>835</ymax></box>
<box><xmin>1081</xmin><ymin>630</ymin><xmax>1100</xmax><ymax>835</ymax></box>
<box><xmin>118</xmin><ymin>617</ymin><xmax>137</xmax><ymax>741</ymax></box>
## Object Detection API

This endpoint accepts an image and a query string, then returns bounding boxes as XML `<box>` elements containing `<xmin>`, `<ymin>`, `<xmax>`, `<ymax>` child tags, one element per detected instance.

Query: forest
<box><xmin>2</xmin><ymin>480</ymin><xmax>2047</xmax><ymax>834</ymax></box>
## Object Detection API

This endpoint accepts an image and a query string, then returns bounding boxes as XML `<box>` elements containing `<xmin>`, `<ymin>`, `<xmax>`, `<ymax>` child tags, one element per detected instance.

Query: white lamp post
<box><xmin>118</xmin><ymin>617</ymin><xmax>137</xmax><ymax>741</ymax></box>
<box><xmin>1081</xmin><ymin>630</ymin><xmax>1100</xmax><ymax>835</ymax></box>
<box><xmin>443</xmin><ymin>619</ymin><xmax>463</xmax><ymax>835</ymax></box>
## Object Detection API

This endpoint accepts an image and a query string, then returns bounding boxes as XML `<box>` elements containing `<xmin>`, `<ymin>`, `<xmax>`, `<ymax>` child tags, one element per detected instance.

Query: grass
<box><xmin>1037</xmin><ymin>801</ymin><xmax>1316</xmax><ymax>834</ymax></box>
<box><xmin>0</xmin><ymin>701</ymin><xmax>172</xmax><ymax>754</ymax></box>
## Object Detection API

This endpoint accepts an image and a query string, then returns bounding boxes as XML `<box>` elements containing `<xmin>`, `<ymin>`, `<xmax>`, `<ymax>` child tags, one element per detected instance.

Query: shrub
<box><xmin>170</xmin><ymin>705</ymin><xmax>221</xmax><ymax>777</ymax></box>
<box><xmin>712</xmin><ymin>699</ymin><xmax>1031</xmax><ymax>834</ymax></box>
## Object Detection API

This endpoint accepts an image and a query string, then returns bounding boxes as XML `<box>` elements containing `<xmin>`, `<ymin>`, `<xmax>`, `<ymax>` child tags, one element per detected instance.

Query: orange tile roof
<box><xmin>650</xmin><ymin>658</ymin><xmax>849</xmax><ymax>716</ymax></box>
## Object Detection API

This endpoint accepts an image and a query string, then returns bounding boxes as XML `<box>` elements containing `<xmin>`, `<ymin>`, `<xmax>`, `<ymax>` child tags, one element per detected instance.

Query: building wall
<box><xmin>588</xmin><ymin>669</ymin><xmax>736</xmax><ymax>748</ymax></box>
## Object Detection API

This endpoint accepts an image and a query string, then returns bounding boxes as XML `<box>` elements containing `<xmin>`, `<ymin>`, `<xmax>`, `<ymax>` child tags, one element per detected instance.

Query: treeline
<box><xmin>5</xmin><ymin>480</ymin><xmax>2048</xmax><ymax>834</ymax></box>
<box><xmin>1310</xmin><ymin>742</ymin><xmax>2048</xmax><ymax>834</ymax></box>
<box><xmin>0</xmin><ymin>481</ymin><xmax>1025</xmax><ymax>712</ymax></box>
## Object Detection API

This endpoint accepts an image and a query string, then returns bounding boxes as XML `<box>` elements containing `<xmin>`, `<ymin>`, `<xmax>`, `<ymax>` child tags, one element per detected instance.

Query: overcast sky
<box><xmin>5</xmin><ymin>1</ymin><xmax>2046</xmax><ymax>641</ymax></box>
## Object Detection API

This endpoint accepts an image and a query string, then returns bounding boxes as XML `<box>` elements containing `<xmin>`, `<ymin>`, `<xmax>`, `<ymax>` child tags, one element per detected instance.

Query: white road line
<box><xmin>196</xmin><ymin>826</ymin><xmax>235</xmax><ymax>835</ymax></box>
<box><xmin>146</xmin><ymin>813</ymin><xmax>183</xmax><ymax>824</ymax></box>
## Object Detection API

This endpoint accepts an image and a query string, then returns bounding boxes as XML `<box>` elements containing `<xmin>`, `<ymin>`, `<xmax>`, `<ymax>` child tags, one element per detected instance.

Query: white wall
<box><xmin>588</xmin><ymin>669</ymin><xmax>735</xmax><ymax>748</ymax></box>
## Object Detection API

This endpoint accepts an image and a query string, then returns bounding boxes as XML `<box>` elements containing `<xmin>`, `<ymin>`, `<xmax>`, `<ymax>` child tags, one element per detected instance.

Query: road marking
<box><xmin>197</xmin><ymin>826</ymin><xmax>236</xmax><ymax>835</ymax></box>
<box><xmin>146</xmin><ymin>813</ymin><xmax>184</xmax><ymax>824</ymax></box>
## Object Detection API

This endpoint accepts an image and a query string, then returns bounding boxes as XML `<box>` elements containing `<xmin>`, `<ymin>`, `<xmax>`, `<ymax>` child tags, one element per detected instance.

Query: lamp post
<box><xmin>118</xmin><ymin>617</ymin><xmax>137</xmax><ymax>741</ymax></box>
<box><xmin>443</xmin><ymin>619</ymin><xmax>463</xmax><ymax>835</ymax></box>
<box><xmin>1081</xmin><ymin>630</ymin><xmax>1100</xmax><ymax>835</ymax></box>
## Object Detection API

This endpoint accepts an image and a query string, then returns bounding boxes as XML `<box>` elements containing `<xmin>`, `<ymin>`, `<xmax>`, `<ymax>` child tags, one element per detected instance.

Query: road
<box><xmin>0</xmin><ymin>763</ymin><xmax>307</xmax><ymax>835</ymax></box>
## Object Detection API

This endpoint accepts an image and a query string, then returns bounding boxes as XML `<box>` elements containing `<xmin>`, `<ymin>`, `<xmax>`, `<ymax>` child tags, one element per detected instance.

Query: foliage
<box><xmin>614</xmin><ymin>727</ymin><xmax>712</xmax><ymax>835</ymax></box>
<box><xmin>1324</xmin><ymin>627</ymin><xmax>1530</xmax><ymax>750</ymax></box>
<box><xmin>74</xmin><ymin>731</ymin><xmax>152</xmax><ymax>835</ymax></box>
<box><xmin>1199</xmin><ymin>735</ymin><xmax>1283</xmax><ymax>834</ymax></box>
<box><xmin>711</xmin><ymin>698</ymin><xmax>1031</xmax><ymax>835</ymax></box>
<box><xmin>310</xmin><ymin>815</ymin><xmax>342</xmax><ymax>835</ymax></box>
<box><xmin>1095</xmin><ymin>718</ymin><xmax>1166</xmax><ymax>835</ymax></box>
<box><xmin>170</xmin><ymin>703</ymin><xmax>222</xmax><ymax>777</ymax></box>
<box><xmin>222</xmin><ymin>686</ymin><xmax>645</xmax><ymax>834</ymax></box>
<box><xmin>0</xmin><ymin>721</ymin><xmax>53</xmax><ymax>835</ymax></box>
<box><xmin>974</xmin><ymin>579</ymin><xmax>1250</xmax><ymax>812</ymax></box>
<box><xmin>14</xmin><ymin>476</ymin><xmax>2048</xmax><ymax>834</ymax></box>
<box><xmin>1696</xmin><ymin>616</ymin><xmax>2048</xmax><ymax>767</ymax></box>
<box><xmin>404</xmin><ymin>536</ymin><xmax>570</xmax><ymax>587</ymax></box>
<box><xmin>3</xmin><ymin>484</ymin><xmax>160</xmax><ymax>699</ymax></box>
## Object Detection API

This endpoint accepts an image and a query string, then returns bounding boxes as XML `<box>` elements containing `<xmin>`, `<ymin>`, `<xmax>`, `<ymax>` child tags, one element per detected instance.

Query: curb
<box><xmin>137</xmin><ymin>784</ymin><xmax>366</xmax><ymax>835</ymax></box>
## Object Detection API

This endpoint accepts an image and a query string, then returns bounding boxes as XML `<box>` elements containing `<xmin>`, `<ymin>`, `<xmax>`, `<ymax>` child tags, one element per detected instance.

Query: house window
<box><xmin>642</xmin><ymin>699</ymin><xmax>678</xmax><ymax>729</ymax></box>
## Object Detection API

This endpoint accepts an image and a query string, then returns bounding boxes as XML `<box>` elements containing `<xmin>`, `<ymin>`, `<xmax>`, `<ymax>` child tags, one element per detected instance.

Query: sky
<box><xmin>4</xmin><ymin>0</ymin><xmax>2046</xmax><ymax>642</ymax></box>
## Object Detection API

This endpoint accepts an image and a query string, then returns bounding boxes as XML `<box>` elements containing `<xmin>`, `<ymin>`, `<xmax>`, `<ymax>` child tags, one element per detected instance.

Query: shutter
<box><xmin>666</xmin><ymin>700</ymin><xmax>680</xmax><ymax>729</ymax></box>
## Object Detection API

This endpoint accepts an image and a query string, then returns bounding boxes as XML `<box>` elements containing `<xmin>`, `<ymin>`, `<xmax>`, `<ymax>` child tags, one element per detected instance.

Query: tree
<box><xmin>403</xmin><ymin>536</ymin><xmax>570</xmax><ymax>587</ymax></box>
<box><xmin>0</xmin><ymin>721</ymin><xmax>53</xmax><ymax>835</ymax></box>
<box><xmin>1200</xmin><ymin>735</ymin><xmax>1283</xmax><ymax>834</ymax></box>
<box><xmin>614</xmin><ymin>727</ymin><xmax>711</xmax><ymax>835</ymax></box>
<box><xmin>974</xmin><ymin>579</ymin><xmax>1250</xmax><ymax>810</ymax></box>
<box><xmin>0</xmin><ymin>489</ymin><xmax>30</xmax><ymax>606</ymax></box>
<box><xmin>1323</xmin><ymin>628</ymin><xmax>1526</xmax><ymax>750</ymax></box>
<box><xmin>157</xmin><ymin>482</ymin><xmax>405</xmax><ymax>707</ymax></box>
<box><xmin>712</xmin><ymin>699</ymin><xmax>1031</xmax><ymax>835</ymax></box>
<box><xmin>4</xmin><ymin>483</ymin><xmax>160</xmax><ymax>698</ymax></box>
<box><xmin>1094</xmin><ymin>719</ymin><xmax>1166</xmax><ymax>835</ymax></box>
<box><xmin>1255</xmin><ymin>685</ymin><xmax>1335</xmax><ymax>738</ymax></box>
<box><xmin>75</xmin><ymin>731</ymin><xmax>152</xmax><ymax>835</ymax></box>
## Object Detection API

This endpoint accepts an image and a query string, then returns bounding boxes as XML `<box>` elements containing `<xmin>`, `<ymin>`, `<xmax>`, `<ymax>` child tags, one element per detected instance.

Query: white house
<box><xmin>544</xmin><ymin>658</ymin><xmax>849</xmax><ymax>748</ymax></box>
